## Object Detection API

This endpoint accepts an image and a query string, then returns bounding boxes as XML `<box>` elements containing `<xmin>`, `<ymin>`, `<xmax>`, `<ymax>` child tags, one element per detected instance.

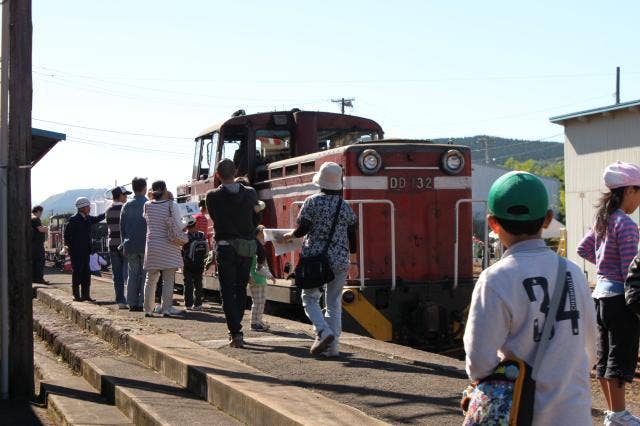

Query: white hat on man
<box><xmin>312</xmin><ymin>162</ymin><xmax>343</xmax><ymax>191</ymax></box>
<box><xmin>75</xmin><ymin>197</ymin><xmax>91</xmax><ymax>209</ymax></box>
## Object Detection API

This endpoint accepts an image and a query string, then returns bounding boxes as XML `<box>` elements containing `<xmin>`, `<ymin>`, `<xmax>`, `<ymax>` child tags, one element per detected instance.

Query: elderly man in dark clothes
<box><xmin>64</xmin><ymin>197</ymin><xmax>105</xmax><ymax>301</ymax></box>
<box><xmin>31</xmin><ymin>205</ymin><xmax>49</xmax><ymax>284</ymax></box>
<box><xmin>206</xmin><ymin>159</ymin><xmax>258</xmax><ymax>348</ymax></box>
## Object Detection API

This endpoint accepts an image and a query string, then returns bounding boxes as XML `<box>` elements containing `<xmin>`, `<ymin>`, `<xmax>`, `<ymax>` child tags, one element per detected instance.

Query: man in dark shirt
<box><xmin>106</xmin><ymin>186</ymin><xmax>131</xmax><ymax>308</ymax></box>
<box><xmin>31</xmin><ymin>205</ymin><xmax>48</xmax><ymax>284</ymax></box>
<box><xmin>64</xmin><ymin>197</ymin><xmax>106</xmax><ymax>301</ymax></box>
<box><xmin>206</xmin><ymin>159</ymin><xmax>258</xmax><ymax>348</ymax></box>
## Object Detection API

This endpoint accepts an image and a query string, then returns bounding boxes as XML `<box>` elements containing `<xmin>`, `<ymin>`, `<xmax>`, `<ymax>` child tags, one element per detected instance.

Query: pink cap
<box><xmin>602</xmin><ymin>161</ymin><xmax>640</xmax><ymax>189</ymax></box>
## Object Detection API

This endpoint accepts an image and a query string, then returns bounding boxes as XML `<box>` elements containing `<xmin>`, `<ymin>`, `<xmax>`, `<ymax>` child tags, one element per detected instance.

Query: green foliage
<box><xmin>432</xmin><ymin>135</ymin><xmax>563</xmax><ymax>164</ymax></box>
<box><xmin>502</xmin><ymin>157</ymin><xmax>565</xmax><ymax>222</ymax></box>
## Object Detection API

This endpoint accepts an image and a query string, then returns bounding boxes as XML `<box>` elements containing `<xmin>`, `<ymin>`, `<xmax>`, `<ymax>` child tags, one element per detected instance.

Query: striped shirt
<box><xmin>143</xmin><ymin>200</ymin><xmax>184</xmax><ymax>271</ymax></box>
<box><xmin>577</xmin><ymin>209</ymin><xmax>639</xmax><ymax>285</ymax></box>
<box><xmin>105</xmin><ymin>202</ymin><xmax>123</xmax><ymax>252</ymax></box>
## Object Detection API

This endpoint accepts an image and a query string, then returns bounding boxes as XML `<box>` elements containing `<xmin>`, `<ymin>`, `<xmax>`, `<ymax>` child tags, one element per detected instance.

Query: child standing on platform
<box><xmin>577</xmin><ymin>161</ymin><xmax>640</xmax><ymax>426</ymax></box>
<box><xmin>182</xmin><ymin>216</ymin><xmax>208</xmax><ymax>311</ymax></box>
<box><xmin>249</xmin><ymin>225</ymin><xmax>275</xmax><ymax>331</ymax></box>
<box><xmin>464</xmin><ymin>171</ymin><xmax>596</xmax><ymax>426</ymax></box>
<box><xmin>89</xmin><ymin>249</ymin><xmax>107</xmax><ymax>277</ymax></box>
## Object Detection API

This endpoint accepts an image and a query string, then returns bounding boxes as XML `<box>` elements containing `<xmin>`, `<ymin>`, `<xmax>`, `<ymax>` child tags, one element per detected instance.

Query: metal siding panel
<box><xmin>562</xmin><ymin>110</ymin><xmax>640</xmax><ymax>285</ymax></box>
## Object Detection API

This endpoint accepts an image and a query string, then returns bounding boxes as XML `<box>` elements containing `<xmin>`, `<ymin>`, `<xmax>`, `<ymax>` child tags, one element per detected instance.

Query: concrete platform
<box><xmin>36</xmin><ymin>271</ymin><xmax>469</xmax><ymax>424</ymax></box>
<box><xmin>34</xmin><ymin>338</ymin><xmax>133</xmax><ymax>426</ymax></box>
<box><xmin>34</xmin><ymin>308</ymin><xmax>240</xmax><ymax>426</ymax></box>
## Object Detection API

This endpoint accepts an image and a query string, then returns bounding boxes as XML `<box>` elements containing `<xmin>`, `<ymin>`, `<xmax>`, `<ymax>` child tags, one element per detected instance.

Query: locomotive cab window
<box><xmin>255</xmin><ymin>129</ymin><xmax>292</xmax><ymax>166</ymax></box>
<box><xmin>220</xmin><ymin>128</ymin><xmax>248</xmax><ymax>177</ymax></box>
<box><xmin>317</xmin><ymin>129</ymin><xmax>379</xmax><ymax>150</ymax></box>
<box><xmin>194</xmin><ymin>132</ymin><xmax>219</xmax><ymax>180</ymax></box>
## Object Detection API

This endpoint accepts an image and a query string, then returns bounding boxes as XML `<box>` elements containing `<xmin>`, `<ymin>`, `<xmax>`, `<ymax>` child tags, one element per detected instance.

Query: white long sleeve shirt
<box><xmin>464</xmin><ymin>239</ymin><xmax>597</xmax><ymax>426</ymax></box>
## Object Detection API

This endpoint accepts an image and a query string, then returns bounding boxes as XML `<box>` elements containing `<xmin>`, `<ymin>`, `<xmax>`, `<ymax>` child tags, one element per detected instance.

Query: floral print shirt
<box><xmin>297</xmin><ymin>193</ymin><xmax>356</xmax><ymax>273</ymax></box>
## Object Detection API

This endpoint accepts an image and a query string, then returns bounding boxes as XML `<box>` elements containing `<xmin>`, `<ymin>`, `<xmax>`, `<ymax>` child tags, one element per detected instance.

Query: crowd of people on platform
<box><xmin>44</xmin><ymin>158</ymin><xmax>349</xmax><ymax>356</ymax></box>
<box><xmin>31</xmin><ymin>157</ymin><xmax>640</xmax><ymax>425</ymax></box>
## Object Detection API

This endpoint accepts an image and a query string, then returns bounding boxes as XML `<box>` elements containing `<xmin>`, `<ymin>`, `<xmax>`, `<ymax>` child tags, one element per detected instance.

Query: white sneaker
<box><xmin>117</xmin><ymin>303</ymin><xmax>129</xmax><ymax>310</ymax></box>
<box><xmin>163</xmin><ymin>307</ymin><xmax>184</xmax><ymax>317</ymax></box>
<box><xmin>152</xmin><ymin>304</ymin><xmax>162</xmax><ymax>314</ymax></box>
<box><xmin>320</xmin><ymin>346</ymin><xmax>340</xmax><ymax>358</ymax></box>
<box><xmin>607</xmin><ymin>410</ymin><xmax>640</xmax><ymax>426</ymax></box>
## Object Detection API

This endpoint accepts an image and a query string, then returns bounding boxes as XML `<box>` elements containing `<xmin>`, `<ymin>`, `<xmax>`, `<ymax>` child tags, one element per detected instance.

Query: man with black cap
<box><xmin>106</xmin><ymin>186</ymin><xmax>131</xmax><ymax>308</ymax></box>
<box><xmin>64</xmin><ymin>197</ymin><xmax>106</xmax><ymax>301</ymax></box>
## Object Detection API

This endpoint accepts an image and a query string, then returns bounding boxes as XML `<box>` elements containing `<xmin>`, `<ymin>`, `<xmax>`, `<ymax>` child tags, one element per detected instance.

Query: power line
<box><xmin>32</xmin><ymin>118</ymin><xmax>193</xmax><ymax>140</ymax></box>
<box><xmin>32</xmin><ymin>65</ymin><xmax>640</xmax><ymax>84</ymax></box>
<box><xmin>34</xmin><ymin>67</ymin><xmax>331</xmax><ymax>104</ymax></box>
<box><xmin>67</xmin><ymin>136</ymin><xmax>191</xmax><ymax>156</ymax></box>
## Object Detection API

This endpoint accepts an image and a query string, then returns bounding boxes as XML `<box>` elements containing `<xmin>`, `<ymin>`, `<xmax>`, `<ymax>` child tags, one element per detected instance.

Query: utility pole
<box><xmin>615</xmin><ymin>66</ymin><xmax>620</xmax><ymax>104</ymax></box>
<box><xmin>331</xmin><ymin>97</ymin><xmax>354</xmax><ymax>114</ymax></box>
<box><xmin>476</xmin><ymin>137</ymin><xmax>491</xmax><ymax>165</ymax></box>
<box><xmin>5</xmin><ymin>0</ymin><xmax>34</xmax><ymax>400</ymax></box>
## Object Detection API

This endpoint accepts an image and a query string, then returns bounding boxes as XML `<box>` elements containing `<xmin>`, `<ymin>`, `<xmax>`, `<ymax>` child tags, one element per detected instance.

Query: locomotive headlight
<box><xmin>358</xmin><ymin>149</ymin><xmax>382</xmax><ymax>175</ymax></box>
<box><xmin>441</xmin><ymin>149</ymin><xmax>465</xmax><ymax>175</ymax></box>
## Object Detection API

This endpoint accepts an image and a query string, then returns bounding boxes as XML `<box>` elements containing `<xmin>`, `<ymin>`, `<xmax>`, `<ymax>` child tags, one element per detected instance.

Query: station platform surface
<box><xmin>32</xmin><ymin>270</ymin><xmax>636</xmax><ymax>425</ymax></box>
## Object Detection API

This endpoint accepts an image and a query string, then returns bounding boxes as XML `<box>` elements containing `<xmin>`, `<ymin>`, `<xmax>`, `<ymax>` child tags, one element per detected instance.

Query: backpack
<box><xmin>186</xmin><ymin>231</ymin><xmax>208</xmax><ymax>266</ymax></box>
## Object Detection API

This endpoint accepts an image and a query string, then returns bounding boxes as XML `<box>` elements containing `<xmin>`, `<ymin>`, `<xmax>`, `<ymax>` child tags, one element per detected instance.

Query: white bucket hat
<box><xmin>312</xmin><ymin>162</ymin><xmax>343</xmax><ymax>191</ymax></box>
<box><xmin>75</xmin><ymin>197</ymin><xmax>91</xmax><ymax>209</ymax></box>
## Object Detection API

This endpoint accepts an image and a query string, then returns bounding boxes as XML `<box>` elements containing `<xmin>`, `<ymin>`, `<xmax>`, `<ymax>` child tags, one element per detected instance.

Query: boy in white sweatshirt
<box><xmin>464</xmin><ymin>171</ymin><xmax>597</xmax><ymax>426</ymax></box>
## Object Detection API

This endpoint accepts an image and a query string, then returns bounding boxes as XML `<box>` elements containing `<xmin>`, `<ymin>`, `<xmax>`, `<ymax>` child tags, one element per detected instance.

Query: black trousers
<box><xmin>32</xmin><ymin>243</ymin><xmax>45</xmax><ymax>282</ymax></box>
<box><xmin>216</xmin><ymin>245</ymin><xmax>251</xmax><ymax>335</ymax></box>
<box><xmin>183</xmin><ymin>267</ymin><xmax>204</xmax><ymax>308</ymax></box>
<box><xmin>70</xmin><ymin>253</ymin><xmax>91</xmax><ymax>300</ymax></box>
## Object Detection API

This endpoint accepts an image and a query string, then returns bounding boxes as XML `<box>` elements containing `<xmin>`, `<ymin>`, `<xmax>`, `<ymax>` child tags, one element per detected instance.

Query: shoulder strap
<box><xmin>532</xmin><ymin>255</ymin><xmax>567</xmax><ymax>380</ymax></box>
<box><xmin>322</xmin><ymin>197</ymin><xmax>343</xmax><ymax>255</ymax></box>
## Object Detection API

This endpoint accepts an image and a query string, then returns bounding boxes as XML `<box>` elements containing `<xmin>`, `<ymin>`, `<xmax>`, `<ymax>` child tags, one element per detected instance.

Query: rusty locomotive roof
<box><xmin>195</xmin><ymin>110</ymin><xmax>384</xmax><ymax>139</ymax></box>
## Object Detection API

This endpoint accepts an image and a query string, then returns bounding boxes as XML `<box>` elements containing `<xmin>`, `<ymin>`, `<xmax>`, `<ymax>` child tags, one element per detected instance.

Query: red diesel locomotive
<box><xmin>177</xmin><ymin>109</ymin><xmax>473</xmax><ymax>348</ymax></box>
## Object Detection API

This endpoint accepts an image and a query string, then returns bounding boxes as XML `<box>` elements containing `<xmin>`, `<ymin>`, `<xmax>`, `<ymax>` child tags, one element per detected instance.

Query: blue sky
<box><xmin>29</xmin><ymin>0</ymin><xmax>640</xmax><ymax>203</ymax></box>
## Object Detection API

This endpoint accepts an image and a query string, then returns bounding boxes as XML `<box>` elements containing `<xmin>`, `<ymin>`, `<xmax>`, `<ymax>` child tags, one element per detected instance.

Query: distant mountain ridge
<box><xmin>432</xmin><ymin>135</ymin><xmax>564</xmax><ymax>165</ymax></box>
<box><xmin>37</xmin><ymin>188</ymin><xmax>109</xmax><ymax>216</ymax></box>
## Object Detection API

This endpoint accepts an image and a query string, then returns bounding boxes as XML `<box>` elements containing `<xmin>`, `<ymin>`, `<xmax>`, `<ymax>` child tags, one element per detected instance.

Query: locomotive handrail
<box><xmin>289</xmin><ymin>199</ymin><xmax>397</xmax><ymax>291</ymax></box>
<box><xmin>453</xmin><ymin>199</ymin><xmax>488</xmax><ymax>290</ymax></box>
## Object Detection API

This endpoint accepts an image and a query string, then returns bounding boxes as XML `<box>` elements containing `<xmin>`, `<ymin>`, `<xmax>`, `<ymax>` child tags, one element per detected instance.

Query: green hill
<box><xmin>432</xmin><ymin>135</ymin><xmax>564</xmax><ymax>165</ymax></box>
<box><xmin>37</xmin><ymin>188</ymin><xmax>109</xmax><ymax>217</ymax></box>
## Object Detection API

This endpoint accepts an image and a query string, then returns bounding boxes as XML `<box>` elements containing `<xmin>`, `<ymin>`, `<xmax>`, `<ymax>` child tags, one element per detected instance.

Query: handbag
<box><xmin>166</xmin><ymin>202</ymin><xmax>189</xmax><ymax>247</ymax></box>
<box><xmin>461</xmin><ymin>256</ymin><xmax>567</xmax><ymax>426</ymax></box>
<box><xmin>294</xmin><ymin>197</ymin><xmax>343</xmax><ymax>290</ymax></box>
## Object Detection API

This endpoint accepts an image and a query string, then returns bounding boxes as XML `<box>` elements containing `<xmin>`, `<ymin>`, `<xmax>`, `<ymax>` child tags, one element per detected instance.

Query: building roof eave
<box><xmin>549</xmin><ymin>99</ymin><xmax>640</xmax><ymax>124</ymax></box>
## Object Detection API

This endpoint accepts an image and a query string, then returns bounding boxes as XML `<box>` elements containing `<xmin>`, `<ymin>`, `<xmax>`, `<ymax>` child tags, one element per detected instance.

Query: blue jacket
<box><xmin>63</xmin><ymin>212</ymin><xmax>105</xmax><ymax>258</ymax></box>
<box><xmin>120</xmin><ymin>194</ymin><xmax>148</xmax><ymax>255</ymax></box>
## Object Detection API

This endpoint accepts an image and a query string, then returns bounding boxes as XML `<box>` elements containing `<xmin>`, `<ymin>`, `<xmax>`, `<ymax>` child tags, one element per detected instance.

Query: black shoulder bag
<box><xmin>294</xmin><ymin>197</ymin><xmax>342</xmax><ymax>290</ymax></box>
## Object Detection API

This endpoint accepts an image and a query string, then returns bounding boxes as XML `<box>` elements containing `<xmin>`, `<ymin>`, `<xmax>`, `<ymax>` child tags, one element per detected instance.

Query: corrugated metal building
<box><xmin>550</xmin><ymin>99</ymin><xmax>640</xmax><ymax>283</ymax></box>
<box><xmin>471</xmin><ymin>163</ymin><xmax>561</xmax><ymax>220</ymax></box>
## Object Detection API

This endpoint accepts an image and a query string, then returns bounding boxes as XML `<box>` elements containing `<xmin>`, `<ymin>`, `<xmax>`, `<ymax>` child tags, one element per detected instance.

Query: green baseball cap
<box><xmin>488</xmin><ymin>171</ymin><xmax>549</xmax><ymax>221</ymax></box>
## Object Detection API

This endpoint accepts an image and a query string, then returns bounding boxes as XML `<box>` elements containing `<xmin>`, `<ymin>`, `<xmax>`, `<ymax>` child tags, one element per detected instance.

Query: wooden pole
<box><xmin>7</xmin><ymin>0</ymin><xmax>33</xmax><ymax>399</ymax></box>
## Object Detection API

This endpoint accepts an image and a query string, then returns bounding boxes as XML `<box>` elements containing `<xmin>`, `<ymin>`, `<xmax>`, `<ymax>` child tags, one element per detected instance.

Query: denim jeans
<box><xmin>216</xmin><ymin>245</ymin><xmax>252</xmax><ymax>335</ymax></box>
<box><xmin>126</xmin><ymin>253</ymin><xmax>145</xmax><ymax>308</ymax></box>
<box><xmin>144</xmin><ymin>269</ymin><xmax>177</xmax><ymax>314</ymax></box>
<box><xmin>301</xmin><ymin>269</ymin><xmax>347</xmax><ymax>350</ymax></box>
<box><xmin>110</xmin><ymin>251</ymin><xmax>128</xmax><ymax>304</ymax></box>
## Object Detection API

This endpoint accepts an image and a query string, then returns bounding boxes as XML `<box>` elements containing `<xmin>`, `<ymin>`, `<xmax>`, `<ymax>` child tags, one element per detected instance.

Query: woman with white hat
<box><xmin>282</xmin><ymin>162</ymin><xmax>357</xmax><ymax>357</ymax></box>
